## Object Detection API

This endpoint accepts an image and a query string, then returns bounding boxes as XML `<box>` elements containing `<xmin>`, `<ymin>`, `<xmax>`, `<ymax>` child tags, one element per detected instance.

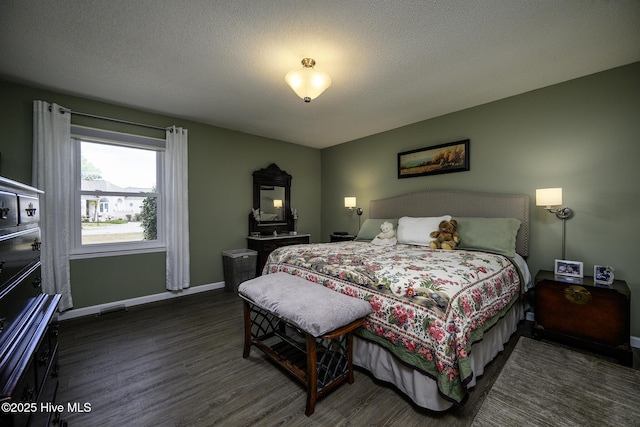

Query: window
<box><xmin>71</xmin><ymin>126</ymin><xmax>165</xmax><ymax>257</ymax></box>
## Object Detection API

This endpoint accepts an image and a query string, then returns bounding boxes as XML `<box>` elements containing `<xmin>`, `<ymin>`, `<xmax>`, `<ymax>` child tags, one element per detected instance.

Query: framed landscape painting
<box><xmin>398</xmin><ymin>139</ymin><xmax>470</xmax><ymax>179</ymax></box>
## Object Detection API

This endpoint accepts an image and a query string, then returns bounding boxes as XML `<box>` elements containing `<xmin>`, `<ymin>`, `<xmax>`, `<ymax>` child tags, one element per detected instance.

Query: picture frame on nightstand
<box><xmin>594</xmin><ymin>265</ymin><xmax>615</xmax><ymax>285</ymax></box>
<box><xmin>554</xmin><ymin>259</ymin><xmax>583</xmax><ymax>278</ymax></box>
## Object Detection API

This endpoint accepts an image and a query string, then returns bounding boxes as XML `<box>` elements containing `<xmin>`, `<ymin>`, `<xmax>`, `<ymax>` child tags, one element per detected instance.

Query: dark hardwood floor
<box><xmin>56</xmin><ymin>289</ymin><xmax>638</xmax><ymax>426</ymax></box>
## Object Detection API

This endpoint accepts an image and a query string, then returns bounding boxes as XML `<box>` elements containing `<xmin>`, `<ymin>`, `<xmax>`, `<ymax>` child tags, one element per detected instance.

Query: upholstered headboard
<box><xmin>369</xmin><ymin>189</ymin><xmax>530</xmax><ymax>257</ymax></box>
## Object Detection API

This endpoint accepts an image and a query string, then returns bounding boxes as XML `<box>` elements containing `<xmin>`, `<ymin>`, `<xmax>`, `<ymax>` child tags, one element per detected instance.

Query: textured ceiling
<box><xmin>1</xmin><ymin>1</ymin><xmax>639</xmax><ymax>149</ymax></box>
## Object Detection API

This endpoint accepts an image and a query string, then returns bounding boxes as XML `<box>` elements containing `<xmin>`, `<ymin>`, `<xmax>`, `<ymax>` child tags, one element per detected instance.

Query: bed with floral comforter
<box><xmin>263</xmin><ymin>241</ymin><xmax>526</xmax><ymax>406</ymax></box>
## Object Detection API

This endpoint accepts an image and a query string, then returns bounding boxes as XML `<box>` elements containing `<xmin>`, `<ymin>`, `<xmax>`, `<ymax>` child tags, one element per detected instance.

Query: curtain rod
<box><xmin>52</xmin><ymin>106</ymin><xmax>167</xmax><ymax>131</ymax></box>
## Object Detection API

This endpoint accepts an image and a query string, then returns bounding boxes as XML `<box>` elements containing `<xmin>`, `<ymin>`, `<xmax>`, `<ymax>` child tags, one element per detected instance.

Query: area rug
<box><xmin>471</xmin><ymin>336</ymin><xmax>640</xmax><ymax>427</ymax></box>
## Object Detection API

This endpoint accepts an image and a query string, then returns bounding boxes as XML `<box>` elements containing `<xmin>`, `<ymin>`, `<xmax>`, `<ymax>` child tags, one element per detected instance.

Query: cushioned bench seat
<box><xmin>239</xmin><ymin>272</ymin><xmax>372</xmax><ymax>336</ymax></box>
<box><xmin>239</xmin><ymin>272</ymin><xmax>372</xmax><ymax>416</ymax></box>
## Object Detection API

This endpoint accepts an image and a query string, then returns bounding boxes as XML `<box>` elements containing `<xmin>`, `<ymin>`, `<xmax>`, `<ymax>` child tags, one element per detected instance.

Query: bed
<box><xmin>262</xmin><ymin>189</ymin><xmax>531</xmax><ymax>411</ymax></box>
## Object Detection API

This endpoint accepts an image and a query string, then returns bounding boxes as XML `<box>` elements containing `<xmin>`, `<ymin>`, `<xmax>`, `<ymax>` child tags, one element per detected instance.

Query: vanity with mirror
<box><xmin>247</xmin><ymin>163</ymin><xmax>309</xmax><ymax>275</ymax></box>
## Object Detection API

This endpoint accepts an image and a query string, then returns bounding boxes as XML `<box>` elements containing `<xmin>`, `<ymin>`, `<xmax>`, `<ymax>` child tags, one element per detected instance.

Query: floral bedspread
<box><xmin>263</xmin><ymin>241</ymin><xmax>525</xmax><ymax>405</ymax></box>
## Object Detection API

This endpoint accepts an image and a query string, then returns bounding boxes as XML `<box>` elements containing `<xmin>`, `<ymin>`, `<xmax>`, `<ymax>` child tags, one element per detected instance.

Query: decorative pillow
<box><xmin>396</xmin><ymin>215</ymin><xmax>452</xmax><ymax>246</ymax></box>
<box><xmin>355</xmin><ymin>218</ymin><xmax>398</xmax><ymax>241</ymax></box>
<box><xmin>455</xmin><ymin>217</ymin><xmax>522</xmax><ymax>257</ymax></box>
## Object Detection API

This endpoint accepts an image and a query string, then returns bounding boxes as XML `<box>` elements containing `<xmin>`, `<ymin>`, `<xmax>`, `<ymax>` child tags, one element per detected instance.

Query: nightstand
<box><xmin>533</xmin><ymin>270</ymin><xmax>632</xmax><ymax>366</ymax></box>
<box><xmin>247</xmin><ymin>233</ymin><xmax>310</xmax><ymax>276</ymax></box>
<box><xmin>329</xmin><ymin>233</ymin><xmax>356</xmax><ymax>242</ymax></box>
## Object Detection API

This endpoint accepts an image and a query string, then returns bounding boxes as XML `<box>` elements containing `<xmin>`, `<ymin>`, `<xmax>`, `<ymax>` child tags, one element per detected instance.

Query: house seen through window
<box><xmin>71</xmin><ymin>125</ymin><xmax>165</xmax><ymax>256</ymax></box>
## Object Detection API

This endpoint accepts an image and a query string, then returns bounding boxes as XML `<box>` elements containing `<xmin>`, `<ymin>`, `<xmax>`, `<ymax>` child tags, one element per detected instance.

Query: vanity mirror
<box><xmin>249</xmin><ymin>163</ymin><xmax>293</xmax><ymax>235</ymax></box>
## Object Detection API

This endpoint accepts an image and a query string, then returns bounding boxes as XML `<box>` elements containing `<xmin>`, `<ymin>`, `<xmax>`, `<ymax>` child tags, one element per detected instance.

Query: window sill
<box><xmin>70</xmin><ymin>243</ymin><xmax>166</xmax><ymax>260</ymax></box>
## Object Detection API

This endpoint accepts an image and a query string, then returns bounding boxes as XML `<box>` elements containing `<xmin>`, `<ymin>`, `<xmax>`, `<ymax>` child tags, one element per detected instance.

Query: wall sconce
<box><xmin>536</xmin><ymin>187</ymin><xmax>573</xmax><ymax>260</ymax></box>
<box><xmin>344</xmin><ymin>197</ymin><xmax>356</xmax><ymax>211</ymax></box>
<box><xmin>285</xmin><ymin>58</ymin><xmax>331</xmax><ymax>103</ymax></box>
<box><xmin>345</xmin><ymin>197</ymin><xmax>363</xmax><ymax>231</ymax></box>
<box><xmin>344</xmin><ymin>197</ymin><xmax>363</xmax><ymax>215</ymax></box>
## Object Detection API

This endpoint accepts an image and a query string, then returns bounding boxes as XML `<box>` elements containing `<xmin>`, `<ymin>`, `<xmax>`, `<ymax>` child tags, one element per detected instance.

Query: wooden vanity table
<box><xmin>247</xmin><ymin>233</ymin><xmax>310</xmax><ymax>275</ymax></box>
<box><xmin>247</xmin><ymin>164</ymin><xmax>309</xmax><ymax>275</ymax></box>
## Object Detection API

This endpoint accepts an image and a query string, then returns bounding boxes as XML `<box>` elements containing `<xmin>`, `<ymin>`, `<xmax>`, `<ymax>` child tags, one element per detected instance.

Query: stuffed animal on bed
<box><xmin>429</xmin><ymin>219</ymin><xmax>460</xmax><ymax>250</ymax></box>
<box><xmin>371</xmin><ymin>221</ymin><xmax>397</xmax><ymax>246</ymax></box>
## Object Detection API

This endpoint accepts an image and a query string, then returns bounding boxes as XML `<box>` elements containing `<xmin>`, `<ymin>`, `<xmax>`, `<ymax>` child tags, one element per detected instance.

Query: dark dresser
<box><xmin>533</xmin><ymin>270</ymin><xmax>631</xmax><ymax>366</ymax></box>
<box><xmin>247</xmin><ymin>233</ymin><xmax>310</xmax><ymax>276</ymax></box>
<box><xmin>0</xmin><ymin>177</ymin><xmax>62</xmax><ymax>426</ymax></box>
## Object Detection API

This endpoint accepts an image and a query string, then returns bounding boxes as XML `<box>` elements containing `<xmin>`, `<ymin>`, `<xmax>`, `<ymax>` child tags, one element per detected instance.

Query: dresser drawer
<box><xmin>31</xmin><ymin>325</ymin><xmax>60</xmax><ymax>427</ymax></box>
<box><xmin>9</xmin><ymin>355</ymin><xmax>38</xmax><ymax>426</ymax></box>
<box><xmin>0</xmin><ymin>191</ymin><xmax>19</xmax><ymax>234</ymax></box>
<box><xmin>35</xmin><ymin>325</ymin><xmax>59</xmax><ymax>391</ymax></box>
<box><xmin>18</xmin><ymin>194</ymin><xmax>40</xmax><ymax>226</ymax></box>
<box><xmin>265</xmin><ymin>236</ymin><xmax>309</xmax><ymax>250</ymax></box>
<box><xmin>261</xmin><ymin>240</ymin><xmax>291</xmax><ymax>252</ymax></box>
<box><xmin>0</xmin><ymin>228</ymin><xmax>42</xmax><ymax>292</ymax></box>
<box><xmin>0</xmin><ymin>264</ymin><xmax>41</xmax><ymax>348</ymax></box>
<box><xmin>2</xmin><ymin>323</ymin><xmax>60</xmax><ymax>427</ymax></box>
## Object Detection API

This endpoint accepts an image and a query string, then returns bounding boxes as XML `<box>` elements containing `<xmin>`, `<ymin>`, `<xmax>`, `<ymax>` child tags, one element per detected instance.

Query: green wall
<box><xmin>2</xmin><ymin>62</ymin><xmax>639</xmax><ymax>337</ymax></box>
<box><xmin>0</xmin><ymin>80</ymin><xmax>322</xmax><ymax>307</ymax></box>
<box><xmin>321</xmin><ymin>62</ymin><xmax>640</xmax><ymax>336</ymax></box>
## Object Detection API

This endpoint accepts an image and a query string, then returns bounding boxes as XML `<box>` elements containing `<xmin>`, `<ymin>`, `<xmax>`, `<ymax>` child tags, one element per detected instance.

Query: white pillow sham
<box><xmin>396</xmin><ymin>215</ymin><xmax>452</xmax><ymax>246</ymax></box>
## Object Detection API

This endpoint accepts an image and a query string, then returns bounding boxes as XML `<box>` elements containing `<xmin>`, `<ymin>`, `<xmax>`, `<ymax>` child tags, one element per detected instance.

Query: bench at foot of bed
<box><xmin>238</xmin><ymin>272</ymin><xmax>372</xmax><ymax>416</ymax></box>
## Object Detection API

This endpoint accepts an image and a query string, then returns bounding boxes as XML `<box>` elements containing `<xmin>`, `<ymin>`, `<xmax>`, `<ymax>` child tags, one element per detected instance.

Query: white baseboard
<box><xmin>57</xmin><ymin>281</ymin><xmax>225</xmax><ymax>321</ymax></box>
<box><xmin>58</xmin><ymin>290</ymin><xmax>640</xmax><ymax>350</ymax></box>
<box><xmin>525</xmin><ymin>311</ymin><xmax>639</xmax><ymax>350</ymax></box>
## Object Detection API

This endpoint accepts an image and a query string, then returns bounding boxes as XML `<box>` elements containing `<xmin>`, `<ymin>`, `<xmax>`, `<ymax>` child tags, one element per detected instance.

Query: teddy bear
<box><xmin>429</xmin><ymin>219</ymin><xmax>460</xmax><ymax>250</ymax></box>
<box><xmin>371</xmin><ymin>221</ymin><xmax>397</xmax><ymax>246</ymax></box>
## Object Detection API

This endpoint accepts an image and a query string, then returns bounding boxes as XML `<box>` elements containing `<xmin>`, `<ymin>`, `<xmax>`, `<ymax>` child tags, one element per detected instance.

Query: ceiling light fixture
<box><xmin>285</xmin><ymin>58</ymin><xmax>331</xmax><ymax>103</ymax></box>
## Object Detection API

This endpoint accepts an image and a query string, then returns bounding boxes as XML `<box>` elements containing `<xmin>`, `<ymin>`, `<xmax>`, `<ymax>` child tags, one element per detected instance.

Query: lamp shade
<box><xmin>344</xmin><ymin>197</ymin><xmax>356</xmax><ymax>209</ymax></box>
<box><xmin>285</xmin><ymin>58</ymin><xmax>331</xmax><ymax>102</ymax></box>
<box><xmin>273</xmin><ymin>199</ymin><xmax>283</xmax><ymax>208</ymax></box>
<box><xmin>536</xmin><ymin>188</ymin><xmax>562</xmax><ymax>208</ymax></box>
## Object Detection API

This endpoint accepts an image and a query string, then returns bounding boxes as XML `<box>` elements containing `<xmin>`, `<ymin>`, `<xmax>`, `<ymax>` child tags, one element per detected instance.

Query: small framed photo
<box><xmin>554</xmin><ymin>259</ymin><xmax>583</xmax><ymax>278</ymax></box>
<box><xmin>594</xmin><ymin>265</ymin><xmax>614</xmax><ymax>285</ymax></box>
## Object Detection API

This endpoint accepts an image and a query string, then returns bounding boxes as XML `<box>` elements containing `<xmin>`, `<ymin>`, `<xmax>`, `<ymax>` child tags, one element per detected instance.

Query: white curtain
<box><xmin>32</xmin><ymin>101</ymin><xmax>74</xmax><ymax>311</ymax></box>
<box><xmin>164</xmin><ymin>126</ymin><xmax>190</xmax><ymax>291</ymax></box>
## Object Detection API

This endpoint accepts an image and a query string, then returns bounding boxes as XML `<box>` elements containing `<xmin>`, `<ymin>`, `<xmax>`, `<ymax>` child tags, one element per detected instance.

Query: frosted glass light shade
<box><xmin>536</xmin><ymin>188</ymin><xmax>562</xmax><ymax>208</ymax></box>
<box><xmin>273</xmin><ymin>199</ymin><xmax>283</xmax><ymax>208</ymax></box>
<box><xmin>285</xmin><ymin>58</ymin><xmax>331</xmax><ymax>102</ymax></box>
<box><xmin>344</xmin><ymin>197</ymin><xmax>357</xmax><ymax>209</ymax></box>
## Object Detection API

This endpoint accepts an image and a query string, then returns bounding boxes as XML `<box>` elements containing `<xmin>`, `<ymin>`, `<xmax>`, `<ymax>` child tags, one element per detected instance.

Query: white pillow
<box><xmin>397</xmin><ymin>215</ymin><xmax>452</xmax><ymax>246</ymax></box>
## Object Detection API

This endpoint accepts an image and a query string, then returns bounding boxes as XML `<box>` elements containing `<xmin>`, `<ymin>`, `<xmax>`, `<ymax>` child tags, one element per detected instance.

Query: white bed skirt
<box><xmin>353</xmin><ymin>300</ymin><xmax>525</xmax><ymax>411</ymax></box>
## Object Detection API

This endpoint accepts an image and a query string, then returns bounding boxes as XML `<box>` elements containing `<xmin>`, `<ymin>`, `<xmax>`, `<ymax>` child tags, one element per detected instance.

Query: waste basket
<box><xmin>222</xmin><ymin>249</ymin><xmax>258</xmax><ymax>293</ymax></box>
